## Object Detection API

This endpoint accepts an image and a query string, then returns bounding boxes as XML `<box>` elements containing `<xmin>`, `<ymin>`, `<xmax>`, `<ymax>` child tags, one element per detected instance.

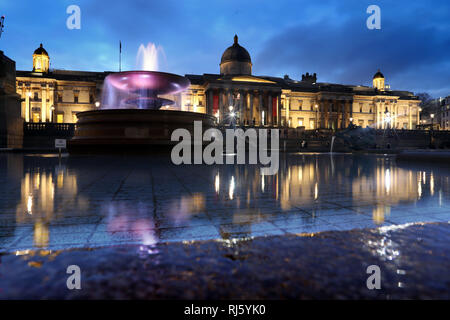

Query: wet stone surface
<box><xmin>1</xmin><ymin>153</ymin><xmax>450</xmax><ymax>253</ymax></box>
<box><xmin>0</xmin><ymin>222</ymin><xmax>448</xmax><ymax>299</ymax></box>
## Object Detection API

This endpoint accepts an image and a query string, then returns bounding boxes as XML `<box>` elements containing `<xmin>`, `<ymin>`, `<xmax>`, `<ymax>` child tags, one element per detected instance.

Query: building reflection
<box><xmin>6</xmin><ymin>153</ymin><xmax>449</xmax><ymax>248</ymax></box>
<box><xmin>15</xmin><ymin>158</ymin><xmax>87</xmax><ymax>248</ymax></box>
<box><xmin>209</xmin><ymin>155</ymin><xmax>447</xmax><ymax>229</ymax></box>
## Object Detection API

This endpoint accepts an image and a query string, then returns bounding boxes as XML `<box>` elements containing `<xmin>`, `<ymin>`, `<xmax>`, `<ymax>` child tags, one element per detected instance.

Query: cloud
<box><xmin>254</xmin><ymin>2</ymin><xmax>450</xmax><ymax>97</ymax></box>
<box><xmin>2</xmin><ymin>0</ymin><xmax>449</xmax><ymax>97</ymax></box>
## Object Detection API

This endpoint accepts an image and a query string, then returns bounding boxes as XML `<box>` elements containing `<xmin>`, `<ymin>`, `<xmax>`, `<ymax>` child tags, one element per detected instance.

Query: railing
<box><xmin>24</xmin><ymin>122</ymin><xmax>76</xmax><ymax>137</ymax></box>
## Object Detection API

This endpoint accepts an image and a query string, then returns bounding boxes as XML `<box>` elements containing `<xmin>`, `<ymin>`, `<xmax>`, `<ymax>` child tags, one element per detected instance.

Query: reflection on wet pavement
<box><xmin>1</xmin><ymin>153</ymin><xmax>450</xmax><ymax>252</ymax></box>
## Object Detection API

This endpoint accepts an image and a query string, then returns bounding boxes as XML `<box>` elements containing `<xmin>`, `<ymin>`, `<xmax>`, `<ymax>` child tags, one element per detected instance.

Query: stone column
<box><xmin>249</xmin><ymin>91</ymin><xmax>254</xmax><ymax>126</ymax></box>
<box><xmin>259</xmin><ymin>92</ymin><xmax>264</xmax><ymax>126</ymax></box>
<box><xmin>25</xmin><ymin>90</ymin><xmax>30</xmax><ymax>122</ymax></box>
<box><xmin>285</xmin><ymin>96</ymin><xmax>290</xmax><ymax>127</ymax></box>
<box><xmin>416</xmin><ymin>106</ymin><xmax>420</xmax><ymax>128</ymax></box>
<box><xmin>409</xmin><ymin>105</ymin><xmax>412</xmax><ymax>129</ymax></box>
<box><xmin>218</xmin><ymin>90</ymin><xmax>224</xmax><ymax>123</ymax></box>
<box><xmin>238</xmin><ymin>90</ymin><xmax>244</xmax><ymax>125</ymax></box>
<box><xmin>41</xmin><ymin>86</ymin><xmax>47</xmax><ymax>122</ymax></box>
<box><xmin>277</xmin><ymin>95</ymin><xmax>281</xmax><ymax>126</ymax></box>
<box><xmin>376</xmin><ymin>102</ymin><xmax>380</xmax><ymax>129</ymax></box>
<box><xmin>268</xmin><ymin>93</ymin><xmax>273</xmax><ymax>126</ymax></box>
<box><xmin>207</xmin><ymin>89</ymin><xmax>214</xmax><ymax>115</ymax></box>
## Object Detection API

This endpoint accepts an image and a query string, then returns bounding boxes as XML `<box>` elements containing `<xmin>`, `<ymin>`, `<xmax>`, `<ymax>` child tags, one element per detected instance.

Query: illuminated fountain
<box><xmin>68</xmin><ymin>43</ymin><xmax>215</xmax><ymax>154</ymax></box>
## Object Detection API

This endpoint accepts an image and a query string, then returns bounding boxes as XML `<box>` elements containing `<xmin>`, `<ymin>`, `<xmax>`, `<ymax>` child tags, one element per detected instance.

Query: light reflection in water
<box><xmin>14</xmin><ymin>162</ymin><xmax>88</xmax><ymax>248</ymax></box>
<box><xmin>4</xmin><ymin>154</ymin><xmax>450</xmax><ymax>250</ymax></box>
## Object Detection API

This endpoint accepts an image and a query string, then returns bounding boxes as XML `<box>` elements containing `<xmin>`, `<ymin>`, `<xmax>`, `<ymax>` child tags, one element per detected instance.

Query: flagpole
<box><xmin>119</xmin><ymin>41</ymin><xmax>121</xmax><ymax>72</ymax></box>
<box><xmin>0</xmin><ymin>16</ymin><xmax>5</xmax><ymax>39</ymax></box>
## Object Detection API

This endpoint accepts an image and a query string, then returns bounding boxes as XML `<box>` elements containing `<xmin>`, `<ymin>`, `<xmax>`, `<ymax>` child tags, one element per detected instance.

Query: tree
<box><xmin>416</xmin><ymin>92</ymin><xmax>433</xmax><ymax>107</ymax></box>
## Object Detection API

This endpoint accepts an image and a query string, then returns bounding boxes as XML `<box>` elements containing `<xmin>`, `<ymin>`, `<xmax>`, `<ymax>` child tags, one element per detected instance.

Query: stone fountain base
<box><xmin>68</xmin><ymin>109</ymin><xmax>216</xmax><ymax>154</ymax></box>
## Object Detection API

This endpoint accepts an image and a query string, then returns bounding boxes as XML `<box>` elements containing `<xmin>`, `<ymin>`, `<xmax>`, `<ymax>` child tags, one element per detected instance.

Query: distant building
<box><xmin>438</xmin><ymin>96</ymin><xmax>450</xmax><ymax>130</ymax></box>
<box><xmin>418</xmin><ymin>96</ymin><xmax>450</xmax><ymax>130</ymax></box>
<box><xmin>16</xmin><ymin>38</ymin><xmax>421</xmax><ymax>129</ymax></box>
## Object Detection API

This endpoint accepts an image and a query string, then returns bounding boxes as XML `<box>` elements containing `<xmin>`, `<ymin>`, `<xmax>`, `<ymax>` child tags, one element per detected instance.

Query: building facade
<box><xmin>16</xmin><ymin>44</ymin><xmax>108</xmax><ymax>124</ymax></box>
<box><xmin>16</xmin><ymin>38</ymin><xmax>421</xmax><ymax>129</ymax></box>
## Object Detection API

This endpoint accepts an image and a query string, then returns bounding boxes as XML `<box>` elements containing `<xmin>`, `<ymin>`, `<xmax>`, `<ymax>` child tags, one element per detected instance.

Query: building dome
<box><xmin>373</xmin><ymin>69</ymin><xmax>384</xmax><ymax>79</ymax></box>
<box><xmin>33</xmin><ymin>43</ymin><xmax>49</xmax><ymax>73</ymax></box>
<box><xmin>34</xmin><ymin>43</ymin><xmax>49</xmax><ymax>56</ymax></box>
<box><xmin>372</xmin><ymin>69</ymin><xmax>385</xmax><ymax>90</ymax></box>
<box><xmin>220</xmin><ymin>35</ymin><xmax>252</xmax><ymax>75</ymax></box>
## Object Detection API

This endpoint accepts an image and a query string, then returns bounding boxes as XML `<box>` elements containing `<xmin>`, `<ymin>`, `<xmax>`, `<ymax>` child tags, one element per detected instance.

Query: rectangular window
<box><xmin>297</xmin><ymin>117</ymin><xmax>304</xmax><ymax>127</ymax></box>
<box><xmin>57</xmin><ymin>114</ymin><xmax>64</xmax><ymax>123</ymax></box>
<box><xmin>298</xmin><ymin>100</ymin><xmax>303</xmax><ymax>111</ymax></box>
<box><xmin>309</xmin><ymin>119</ymin><xmax>315</xmax><ymax>129</ymax></box>
<box><xmin>32</xmin><ymin>112</ymin><xmax>40</xmax><ymax>123</ymax></box>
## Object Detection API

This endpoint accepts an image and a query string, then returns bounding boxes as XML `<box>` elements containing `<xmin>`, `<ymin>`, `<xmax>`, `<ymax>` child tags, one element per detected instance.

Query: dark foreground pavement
<box><xmin>0</xmin><ymin>222</ymin><xmax>449</xmax><ymax>299</ymax></box>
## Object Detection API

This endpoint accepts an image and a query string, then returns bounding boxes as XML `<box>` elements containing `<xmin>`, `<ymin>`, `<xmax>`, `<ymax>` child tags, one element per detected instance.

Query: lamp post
<box><xmin>0</xmin><ymin>16</ymin><xmax>5</xmax><ymax>39</ymax></box>
<box><xmin>431</xmin><ymin>113</ymin><xmax>435</xmax><ymax>130</ymax></box>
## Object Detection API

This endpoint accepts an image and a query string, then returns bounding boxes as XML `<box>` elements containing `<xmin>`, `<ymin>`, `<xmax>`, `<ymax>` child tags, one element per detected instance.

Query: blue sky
<box><xmin>1</xmin><ymin>0</ymin><xmax>449</xmax><ymax>97</ymax></box>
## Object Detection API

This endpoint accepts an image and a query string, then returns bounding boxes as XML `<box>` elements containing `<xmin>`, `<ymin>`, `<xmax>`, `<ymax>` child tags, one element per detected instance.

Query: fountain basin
<box><xmin>106</xmin><ymin>71</ymin><xmax>190</xmax><ymax>95</ymax></box>
<box><xmin>68</xmin><ymin>109</ymin><xmax>216</xmax><ymax>154</ymax></box>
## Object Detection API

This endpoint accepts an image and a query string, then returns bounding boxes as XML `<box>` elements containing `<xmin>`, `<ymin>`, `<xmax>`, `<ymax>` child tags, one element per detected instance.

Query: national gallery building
<box><xmin>16</xmin><ymin>36</ymin><xmax>421</xmax><ymax>130</ymax></box>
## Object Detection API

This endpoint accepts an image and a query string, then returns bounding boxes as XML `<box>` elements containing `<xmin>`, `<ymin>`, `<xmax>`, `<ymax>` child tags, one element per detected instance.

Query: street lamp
<box><xmin>95</xmin><ymin>101</ymin><xmax>100</xmax><ymax>108</ymax></box>
<box><xmin>431</xmin><ymin>113</ymin><xmax>435</xmax><ymax>130</ymax></box>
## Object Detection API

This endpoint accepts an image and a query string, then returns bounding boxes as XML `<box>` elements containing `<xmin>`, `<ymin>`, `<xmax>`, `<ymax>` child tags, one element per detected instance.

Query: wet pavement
<box><xmin>0</xmin><ymin>222</ymin><xmax>448</xmax><ymax>299</ymax></box>
<box><xmin>1</xmin><ymin>153</ymin><xmax>450</xmax><ymax>253</ymax></box>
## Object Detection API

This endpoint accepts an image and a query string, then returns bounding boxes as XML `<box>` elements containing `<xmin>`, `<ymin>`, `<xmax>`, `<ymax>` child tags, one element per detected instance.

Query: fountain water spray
<box><xmin>330</xmin><ymin>136</ymin><xmax>336</xmax><ymax>154</ymax></box>
<box><xmin>136</xmin><ymin>42</ymin><xmax>165</xmax><ymax>71</ymax></box>
<box><xmin>100</xmin><ymin>43</ymin><xmax>186</xmax><ymax>110</ymax></box>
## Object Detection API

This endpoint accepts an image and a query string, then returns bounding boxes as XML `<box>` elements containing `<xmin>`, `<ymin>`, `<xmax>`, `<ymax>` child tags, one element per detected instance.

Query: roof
<box><xmin>220</xmin><ymin>35</ymin><xmax>251</xmax><ymax>64</ymax></box>
<box><xmin>33</xmin><ymin>44</ymin><xmax>48</xmax><ymax>56</ymax></box>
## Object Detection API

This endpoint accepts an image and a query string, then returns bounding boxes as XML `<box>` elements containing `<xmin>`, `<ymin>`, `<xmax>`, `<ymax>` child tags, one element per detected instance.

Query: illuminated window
<box><xmin>32</xmin><ymin>113</ymin><xmax>40</xmax><ymax>123</ymax></box>
<box><xmin>72</xmin><ymin>113</ymin><xmax>78</xmax><ymax>123</ymax></box>
<box><xmin>298</xmin><ymin>118</ymin><xmax>304</xmax><ymax>127</ymax></box>
<box><xmin>56</xmin><ymin>114</ymin><xmax>64</xmax><ymax>123</ymax></box>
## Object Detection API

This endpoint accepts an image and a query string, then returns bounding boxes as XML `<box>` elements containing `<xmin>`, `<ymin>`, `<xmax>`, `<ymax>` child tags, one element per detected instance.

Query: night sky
<box><xmin>1</xmin><ymin>0</ymin><xmax>449</xmax><ymax>97</ymax></box>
